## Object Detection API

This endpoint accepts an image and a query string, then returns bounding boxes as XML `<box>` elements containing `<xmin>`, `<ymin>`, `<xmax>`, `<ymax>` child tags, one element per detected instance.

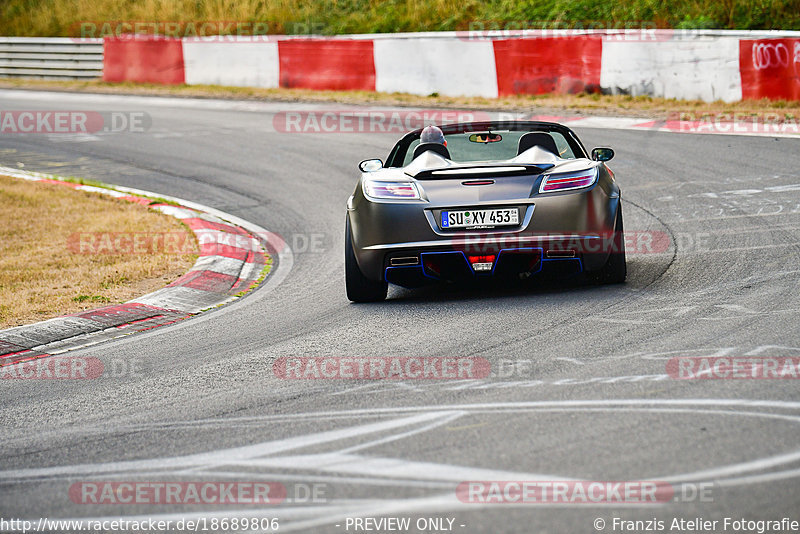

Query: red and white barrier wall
<box><xmin>600</xmin><ymin>37</ymin><xmax>743</xmax><ymax>102</ymax></box>
<box><xmin>102</xmin><ymin>31</ymin><xmax>800</xmax><ymax>102</ymax></box>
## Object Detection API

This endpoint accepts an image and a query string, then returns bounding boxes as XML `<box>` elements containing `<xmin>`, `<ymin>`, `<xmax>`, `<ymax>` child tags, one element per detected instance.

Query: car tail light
<box><xmin>539</xmin><ymin>169</ymin><xmax>597</xmax><ymax>193</ymax></box>
<box><xmin>363</xmin><ymin>180</ymin><xmax>420</xmax><ymax>200</ymax></box>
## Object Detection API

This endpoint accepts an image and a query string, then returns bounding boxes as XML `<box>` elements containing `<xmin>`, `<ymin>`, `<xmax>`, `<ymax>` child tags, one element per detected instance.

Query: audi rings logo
<box><xmin>752</xmin><ymin>42</ymin><xmax>790</xmax><ymax>70</ymax></box>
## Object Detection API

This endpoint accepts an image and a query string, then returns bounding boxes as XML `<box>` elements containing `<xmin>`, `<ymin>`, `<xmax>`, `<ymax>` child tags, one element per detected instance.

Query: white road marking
<box><xmin>555</xmin><ymin>357</ymin><xmax>585</xmax><ymax>365</ymax></box>
<box><xmin>6</xmin><ymin>399</ymin><xmax>800</xmax><ymax>530</ymax></box>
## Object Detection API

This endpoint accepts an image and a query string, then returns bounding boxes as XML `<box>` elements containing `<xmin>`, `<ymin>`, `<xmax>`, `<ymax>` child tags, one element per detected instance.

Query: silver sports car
<box><xmin>345</xmin><ymin>120</ymin><xmax>625</xmax><ymax>302</ymax></box>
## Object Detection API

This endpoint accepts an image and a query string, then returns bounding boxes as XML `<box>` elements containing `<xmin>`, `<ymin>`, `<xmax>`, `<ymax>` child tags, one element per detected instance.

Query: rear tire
<box><xmin>590</xmin><ymin>204</ymin><xmax>627</xmax><ymax>284</ymax></box>
<box><xmin>345</xmin><ymin>216</ymin><xmax>388</xmax><ymax>302</ymax></box>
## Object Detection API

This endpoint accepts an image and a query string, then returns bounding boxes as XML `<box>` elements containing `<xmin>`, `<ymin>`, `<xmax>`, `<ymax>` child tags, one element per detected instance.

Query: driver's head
<box><xmin>420</xmin><ymin>125</ymin><xmax>446</xmax><ymax>146</ymax></box>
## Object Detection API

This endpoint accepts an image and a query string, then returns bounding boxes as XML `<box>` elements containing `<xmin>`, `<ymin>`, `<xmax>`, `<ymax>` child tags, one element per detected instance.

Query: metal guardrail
<box><xmin>0</xmin><ymin>37</ymin><xmax>103</xmax><ymax>80</ymax></box>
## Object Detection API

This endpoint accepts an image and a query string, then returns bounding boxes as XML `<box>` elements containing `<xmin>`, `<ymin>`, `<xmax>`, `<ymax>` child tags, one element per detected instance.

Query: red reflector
<box><xmin>468</xmin><ymin>255</ymin><xmax>496</xmax><ymax>264</ymax></box>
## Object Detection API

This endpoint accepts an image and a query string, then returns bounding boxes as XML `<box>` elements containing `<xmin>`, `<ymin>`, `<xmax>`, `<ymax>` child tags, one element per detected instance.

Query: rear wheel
<box><xmin>345</xmin><ymin>216</ymin><xmax>388</xmax><ymax>302</ymax></box>
<box><xmin>590</xmin><ymin>204</ymin><xmax>627</xmax><ymax>284</ymax></box>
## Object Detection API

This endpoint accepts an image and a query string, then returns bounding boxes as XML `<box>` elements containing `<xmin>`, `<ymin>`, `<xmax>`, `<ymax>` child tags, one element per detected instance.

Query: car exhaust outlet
<box><xmin>546</xmin><ymin>249</ymin><xmax>577</xmax><ymax>258</ymax></box>
<box><xmin>390</xmin><ymin>256</ymin><xmax>420</xmax><ymax>266</ymax></box>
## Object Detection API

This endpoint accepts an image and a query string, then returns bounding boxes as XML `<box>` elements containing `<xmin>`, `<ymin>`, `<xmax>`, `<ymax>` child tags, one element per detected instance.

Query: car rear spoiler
<box><xmin>403</xmin><ymin>145</ymin><xmax>563</xmax><ymax>180</ymax></box>
<box><xmin>407</xmin><ymin>163</ymin><xmax>553</xmax><ymax>180</ymax></box>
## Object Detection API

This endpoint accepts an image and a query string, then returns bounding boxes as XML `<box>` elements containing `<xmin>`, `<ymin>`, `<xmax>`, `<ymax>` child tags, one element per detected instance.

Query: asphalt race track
<box><xmin>1</xmin><ymin>90</ymin><xmax>800</xmax><ymax>533</ymax></box>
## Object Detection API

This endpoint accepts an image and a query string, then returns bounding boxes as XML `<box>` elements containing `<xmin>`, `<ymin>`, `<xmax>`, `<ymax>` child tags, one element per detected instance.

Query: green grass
<box><xmin>72</xmin><ymin>295</ymin><xmax>111</xmax><ymax>303</ymax></box>
<box><xmin>1</xmin><ymin>0</ymin><xmax>799</xmax><ymax>37</ymax></box>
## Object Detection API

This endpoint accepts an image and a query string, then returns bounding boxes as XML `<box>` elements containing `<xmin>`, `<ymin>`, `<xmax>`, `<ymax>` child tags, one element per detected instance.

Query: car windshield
<box><xmin>401</xmin><ymin>130</ymin><xmax>578</xmax><ymax>166</ymax></box>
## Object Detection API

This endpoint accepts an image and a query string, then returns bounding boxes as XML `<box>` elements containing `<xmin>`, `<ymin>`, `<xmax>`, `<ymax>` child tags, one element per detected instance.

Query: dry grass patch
<box><xmin>0</xmin><ymin>175</ymin><xmax>198</xmax><ymax>328</ymax></box>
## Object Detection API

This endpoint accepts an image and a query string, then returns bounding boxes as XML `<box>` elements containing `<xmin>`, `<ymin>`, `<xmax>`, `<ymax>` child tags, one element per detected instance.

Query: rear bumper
<box><xmin>376</xmin><ymin>234</ymin><xmax>612</xmax><ymax>287</ymax></box>
<box><xmin>384</xmin><ymin>246</ymin><xmax>585</xmax><ymax>288</ymax></box>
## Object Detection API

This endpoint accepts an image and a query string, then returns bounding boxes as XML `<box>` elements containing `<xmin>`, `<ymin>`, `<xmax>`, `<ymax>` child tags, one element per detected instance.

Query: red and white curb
<box><xmin>548</xmin><ymin>114</ymin><xmax>800</xmax><ymax>139</ymax></box>
<box><xmin>0</xmin><ymin>166</ymin><xmax>292</xmax><ymax>366</ymax></box>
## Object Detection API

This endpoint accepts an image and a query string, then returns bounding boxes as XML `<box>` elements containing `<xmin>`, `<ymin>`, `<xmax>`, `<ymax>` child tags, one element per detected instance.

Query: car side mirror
<box><xmin>591</xmin><ymin>147</ymin><xmax>614</xmax><ymax>162</ymax></box>
<box><xmin>359</xmin><ymin>159</ymin><xmax>383</xmax><ymax>172</ymax></box>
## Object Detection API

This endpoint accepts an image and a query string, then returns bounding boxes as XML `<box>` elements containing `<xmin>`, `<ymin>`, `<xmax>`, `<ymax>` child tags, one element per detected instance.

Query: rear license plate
<box><xmin>441</xmin><ymin>208</ymin><xmax>519</xmax><ymax>229</ymax></box>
